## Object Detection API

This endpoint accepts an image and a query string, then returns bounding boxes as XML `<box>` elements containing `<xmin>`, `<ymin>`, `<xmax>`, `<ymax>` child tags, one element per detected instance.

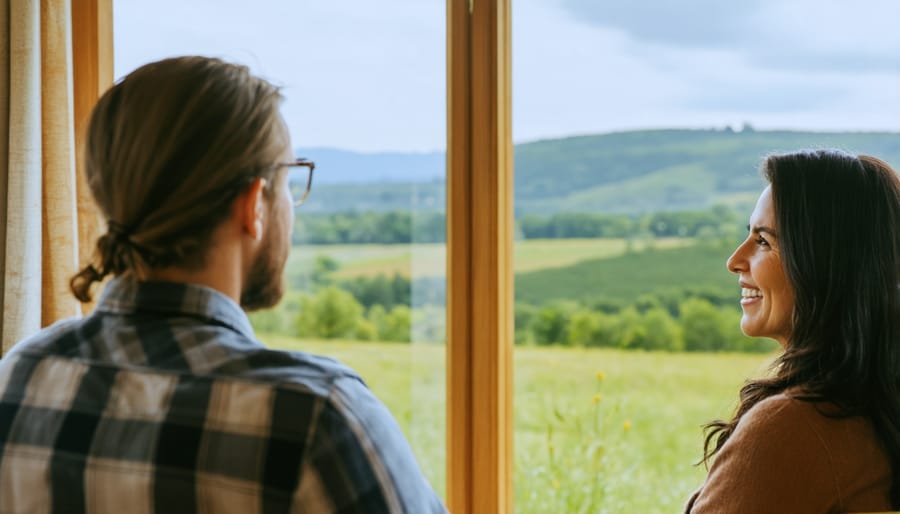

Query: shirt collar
<box><xmin>95</xmin><ymin>277</ymin><xmax>257</xmax><ymax>340</ymax></box>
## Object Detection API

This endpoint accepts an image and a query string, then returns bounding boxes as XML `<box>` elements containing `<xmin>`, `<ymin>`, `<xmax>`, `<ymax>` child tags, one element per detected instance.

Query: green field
<box><xmin>286</xmin><ymin>237</ymin><xmax>698</xmax><ymax>281</ymax></box>
<box><xmin>259</xmin><ymin>336</ymin><xmax>774</xmax><ymax>513</ymax></box>
<box><xmin>515</xmin><ymin>240</ymin><xmax>738</xmax><ymax>306</ymax></box>
<box><xmin>283</xmin><ymin>238</ymin><xmax>740</xmax><ymax>314</ymax></box>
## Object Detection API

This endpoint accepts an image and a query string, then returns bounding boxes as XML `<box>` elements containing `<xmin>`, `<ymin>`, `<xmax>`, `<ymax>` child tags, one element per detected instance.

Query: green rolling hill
<box><xmin>514</xmin><ymin>241</ymin><xmax>739</xmax><ymax>306</ymax></box>
<box><xmin>305</xmin><ymin>128</ymin><xmax>900</xmax><ymax>215</ymax></box>
<box><xmin>515</xmin><ymin>128</ymin><xmax>900</xmax><ymax>214</ymax></box>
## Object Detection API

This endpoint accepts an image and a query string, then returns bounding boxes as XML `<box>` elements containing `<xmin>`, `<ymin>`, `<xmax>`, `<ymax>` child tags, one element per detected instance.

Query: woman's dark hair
<box><xmin>702</xmin><ymin>149</ymin><xmax>900</xmax><ymax>505</ymax></box>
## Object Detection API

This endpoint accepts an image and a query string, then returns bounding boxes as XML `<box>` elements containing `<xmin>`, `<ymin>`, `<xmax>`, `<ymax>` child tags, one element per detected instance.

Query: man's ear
<box><xmin>239</xmin><ymin>177</ymin><xmax>266</xmax><ymax>241</ymax></box>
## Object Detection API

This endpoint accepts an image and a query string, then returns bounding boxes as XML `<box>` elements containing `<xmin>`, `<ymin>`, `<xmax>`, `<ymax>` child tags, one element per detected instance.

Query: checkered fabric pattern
<box><xmin>0</xmin><ymin>278</ymin><xmax>446</xmax><ymax>514</ymax></box>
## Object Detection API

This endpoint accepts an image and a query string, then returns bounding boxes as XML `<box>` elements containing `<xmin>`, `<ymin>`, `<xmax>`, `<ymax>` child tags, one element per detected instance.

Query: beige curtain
<box><xmin>0</xmin><ymin>0</ymin><xmax>89</xmax><ymax>355</ymax></box>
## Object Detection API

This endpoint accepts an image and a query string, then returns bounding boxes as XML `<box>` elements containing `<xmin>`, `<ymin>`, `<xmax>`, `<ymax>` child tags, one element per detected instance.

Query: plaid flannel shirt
<box><xmin>0</xmin><ymin>278</ymin><xmax>447</xmax><ymax>514</ymax></box>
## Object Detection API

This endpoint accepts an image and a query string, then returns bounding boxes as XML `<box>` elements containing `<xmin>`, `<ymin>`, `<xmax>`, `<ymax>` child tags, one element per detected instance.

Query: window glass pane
<box><xmin>115</xmin><ymin>0</ymin><xmax>447</xmax><ymax>497</ymax></box>
<box><xmin>513</xmin><ymin>1</ymin><xmax>899</xmax><ymax>512</ymax></box>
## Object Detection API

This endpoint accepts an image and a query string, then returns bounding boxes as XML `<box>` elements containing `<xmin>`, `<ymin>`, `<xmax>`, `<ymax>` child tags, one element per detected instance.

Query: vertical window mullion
<box><xmin>447</xmin><ymin>0</ymin><xmax>513</xmax><ymax>512</ymax></box>
<box><xmin>72</xmin><ymin>0</ymin><xmax>112</xmax><ymax>314</ymax></box>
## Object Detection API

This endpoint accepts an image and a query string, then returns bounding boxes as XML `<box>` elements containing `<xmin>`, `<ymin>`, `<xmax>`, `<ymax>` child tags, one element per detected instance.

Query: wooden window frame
<box><xmin>76</xmin><ymin>1</ymin><xmax>515</xmax><ymax>512</ymax></box>
<box><xmin>72</xmin><ymin>0</ymin><xmax>112</xmax><ymax>285</ymax></box>
<box><xmin>447</xmin><ymin>1</ymin><xmax>513</xmax><ymax>513</ymax></box>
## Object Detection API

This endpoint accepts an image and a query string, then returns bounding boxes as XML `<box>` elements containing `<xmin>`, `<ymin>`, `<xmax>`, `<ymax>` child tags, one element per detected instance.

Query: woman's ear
<box><xmin>238</xmin><ymin>177</ymin><xmax>266</xmax><ymax>241</ymax></box>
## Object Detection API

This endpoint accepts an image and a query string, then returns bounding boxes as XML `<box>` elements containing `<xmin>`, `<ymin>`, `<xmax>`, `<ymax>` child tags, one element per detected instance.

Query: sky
<box><xmin>115</xmin><ymin>0</ymin><xmax>900</xmax><ymax>153</ymax></box>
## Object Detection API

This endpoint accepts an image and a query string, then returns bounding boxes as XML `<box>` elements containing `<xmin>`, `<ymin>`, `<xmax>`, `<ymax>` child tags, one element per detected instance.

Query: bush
<box><xmin>640</xmin><ymin>307</ymin><xmax>684</xmax><ymax>351</ymax></box>
<box><xmin>367</xmin><ymin>304</ymin><xmax>388</xmax><ymax>338</ymax></box>
<box><xmin>294</xmin><ymin>286</ymin><xmax>364</xmax><ymax>339</ymax></box>
<box><xmin>612</xmin><ymin>308</ymin><xmax>645</xmax><ymax>350</ymax></box>
<box><xmin>568</xmin><ymin>310</ymin><xmax>600</xmax><ymax>347</ymax></box>
<box><xmin>680</xmin><ymin>298</ymin><xmax>729</xmax><ymax>352</ymax></box>
<box><xmin>366</xmin><ymin>304</ymin><xmax>412</xmax><ymax>342</ymax></box>
<box><xmin>718</xmin><ymin>308</ymin><xmax>778</xmax><ymax>353</ymax></box>
<box><xmin>568</xmin><ymin>310</ymin><xmax>618</xmax><ymax>348</ymax></box>
<box><xmin>381</xmin><ymin>305</ymin><xmax>412</xmax><ymax>342</ymax></box>
<box><xmin>249</xmin><ymin>291</ymin><xmax>305</xmax><ymax>336</ymax></box>
<box><xmin>515</xmin><ymin>303</ymin><xmax>538</xmax><ymax>345</ymax></box>
<box><xmin>354</xmin><ymin>319</ymin><xmax>377</xmax><ymax>341</ymax></box>
<box><xmin>530</xmin><ymin>302</ymin><xmax>576</xmax><ymax>346</ymax></box>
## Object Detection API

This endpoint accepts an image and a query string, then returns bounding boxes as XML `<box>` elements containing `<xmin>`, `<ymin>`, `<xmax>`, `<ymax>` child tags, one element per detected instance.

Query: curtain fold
<box><xmin>1</xmin><ymin>0</ymin><xmax>89</xmax><ymax>355</ymax></box>
<box><xmin>0</xmin><ymin>0</ymin><xmax>9</xmax><ymax>354</ymax></box>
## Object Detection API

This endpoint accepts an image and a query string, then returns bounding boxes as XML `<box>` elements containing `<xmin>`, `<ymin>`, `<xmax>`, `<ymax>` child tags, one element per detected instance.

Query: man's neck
<box><xmin>143</xmin><ymin>255</ymin><xmax>243</xmax><ymax>306</ymax></box>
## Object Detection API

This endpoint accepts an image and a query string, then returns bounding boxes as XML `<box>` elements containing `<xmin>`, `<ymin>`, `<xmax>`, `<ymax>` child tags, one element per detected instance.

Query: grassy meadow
<box><xmin>285</xmin><ymin>237</ymin><xmax>696</xmax><ymax>282</ymax></box>
<box><xmin>259</xmin><ymin>336</ymin><xmax>774</xmax><ymax>514</ymax></box>
<box><xmin>266</xmin><ymin>236</ymin><xmax>771</xmax><ymax>511</ymax></box>
<box><xmin>514</xmin><ymin>240</ymin><xmax>737</xmax><ymax>306</ymax></box>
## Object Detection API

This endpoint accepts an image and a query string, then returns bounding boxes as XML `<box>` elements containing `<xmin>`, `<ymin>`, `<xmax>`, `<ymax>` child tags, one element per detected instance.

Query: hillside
<box><xmin>514</xmin><ymin>241</ymin><xmax>738</xmax><ymax>306</ymax></box>
<box><xmin>515</xmin><ymin>129</ymin><xmax>900</xmax><ymax>213</ymax></box>
<box><xmin>301</xmin><ymin>129</ymin><xmax>900</xmax><ymax>214</ymax></box>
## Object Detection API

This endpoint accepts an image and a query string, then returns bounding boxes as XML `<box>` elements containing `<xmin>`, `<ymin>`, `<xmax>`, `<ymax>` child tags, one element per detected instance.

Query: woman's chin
<box><xmin>739</xmin><ymin>318</ymin><xmax>755</xmax><ymax>337</ymax></box>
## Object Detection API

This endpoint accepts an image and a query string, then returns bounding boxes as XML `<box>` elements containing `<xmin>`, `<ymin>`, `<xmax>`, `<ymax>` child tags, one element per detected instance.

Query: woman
<box><xmin>686</xmin><ymin>150</ymin><xmax>900</xmax><ymax>513</ymax></box>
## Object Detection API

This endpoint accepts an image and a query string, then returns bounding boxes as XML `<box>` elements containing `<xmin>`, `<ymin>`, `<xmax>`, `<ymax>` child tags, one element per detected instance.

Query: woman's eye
<box><xmin>755</xmin><ymin>236</ymin><xmax>769</xmax><ymax>247</ymax></box>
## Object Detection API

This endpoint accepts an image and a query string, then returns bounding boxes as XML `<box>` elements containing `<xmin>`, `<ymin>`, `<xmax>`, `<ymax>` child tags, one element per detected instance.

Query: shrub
<box><xmin>568</xmin><ymin>310</ymin><xmax>619</xmax><ymax>348</ymax></box>
<box><xmin>680</xmin><ymin>298</ymin><xmax>729</xmax><ymax>352</ymax></box>
<box><xmin>531</xmin><ymin>302</ymin><xmax>576</xmax><ymax>346</ymax></box>
<box><xmin>354</xmin><ymin>319</ymin><xmax>377</xmax><ymax>341</ymax></box>
<box><xmin>515</xmin><ymin>303</ymin><xmax>538</xmax><ymax>345</ymax></box>
<box><xmin>294</xmin><ymin>286</ymin><xmax>364</xmax><ymax>339</ymax></box>
<box><xmin>640</xmin><ymin>307</ymin><xmax>684</xmax><ymax>351</ymax></box>
<box><xmin>612</xmin><ymin>308</ymin><xmax>646</xmax><ymax>350</ymax></box>
<box><xmin>381</xmin><ymin>305</ymin><xmax>412</xmax><ymax>342</ymax></box>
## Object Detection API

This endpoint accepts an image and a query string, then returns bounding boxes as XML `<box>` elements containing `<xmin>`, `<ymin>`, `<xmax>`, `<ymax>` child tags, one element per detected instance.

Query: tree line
<box><xmin>293</xmin><ymin>206</ymin><xmax>742</xmax><ymax>245</ymax></box>
<box><xmin>249</xmin><ymin>256</ymin><xmax>774</xmax><ymax>354</ymax></box>
<box><xmin>514</xmin><ymin>297</ymin><xmax>772</xmax><ymax>353</ymax></box>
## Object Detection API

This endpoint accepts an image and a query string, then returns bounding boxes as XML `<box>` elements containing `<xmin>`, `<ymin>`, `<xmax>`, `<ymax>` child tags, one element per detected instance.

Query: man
<box><xmin>0</xmin><ymin>56</ymin><xmax>447</xmax><ymax>514</ymax></box>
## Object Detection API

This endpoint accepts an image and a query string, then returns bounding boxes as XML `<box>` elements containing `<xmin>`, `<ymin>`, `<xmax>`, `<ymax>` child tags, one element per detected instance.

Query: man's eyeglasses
<box><xmin>279</xmin><ymin>158</ymin><xmax>316</xmax><ymax>206</ymax></box>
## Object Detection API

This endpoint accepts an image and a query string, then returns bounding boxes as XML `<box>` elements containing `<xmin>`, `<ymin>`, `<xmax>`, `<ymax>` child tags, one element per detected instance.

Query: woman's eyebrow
<box><xmin>747</xmin><ymin>224</ymin><xmax>778</xmax><ymax>238</ymax></box>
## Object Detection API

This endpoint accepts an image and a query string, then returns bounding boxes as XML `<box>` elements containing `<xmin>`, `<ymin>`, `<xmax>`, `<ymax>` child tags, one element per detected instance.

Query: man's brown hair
<box><xmin>71</xmin><ymin>56</ymin><xmax>285</xmax><ymax>302</ymax></box>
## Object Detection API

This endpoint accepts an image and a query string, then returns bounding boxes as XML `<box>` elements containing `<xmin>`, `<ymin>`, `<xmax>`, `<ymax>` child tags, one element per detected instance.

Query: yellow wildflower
<box><xmin>623</xmin><ymin>420</ymin><xmax>632</xmax><ymax>431</ymax></box>
<box><xmin>595</xmin><ymin>370</ymin><xmax>605</xmax><ymax>382</ymax></box>
<box><xmin>592</xmin><ymin>393</ymin><xmax>602</xmax><ymax>405</ymax></box>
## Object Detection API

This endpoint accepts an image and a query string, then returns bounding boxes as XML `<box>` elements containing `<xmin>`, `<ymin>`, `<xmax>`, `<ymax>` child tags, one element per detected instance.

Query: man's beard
<box><xmin>240</xmin><ymin>217</ymin><xmax>288</xmax><ymax>311</ymax></box>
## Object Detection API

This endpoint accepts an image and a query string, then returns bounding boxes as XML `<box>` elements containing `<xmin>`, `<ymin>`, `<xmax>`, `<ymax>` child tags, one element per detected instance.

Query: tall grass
<box><xmin>260</xmin><ymin>336</ymin><xmax>773</xmax><ymax>513</ymax></box>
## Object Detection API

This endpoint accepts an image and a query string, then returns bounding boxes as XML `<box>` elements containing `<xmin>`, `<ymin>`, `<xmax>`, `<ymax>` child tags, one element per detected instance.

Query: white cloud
<box><xmin>557</xmin><ymin>0</ymin><xmax>900</xmax><ymax>74</ymax></box>
<box><xmin>114</xmin><ymin>0</ymin><xmax>900</xmax><ymax>151</ymax></box>
<box><xmin>558</xmin><ymin>0</ymin><xmax>762</xmax><ymax>47</ymax></box>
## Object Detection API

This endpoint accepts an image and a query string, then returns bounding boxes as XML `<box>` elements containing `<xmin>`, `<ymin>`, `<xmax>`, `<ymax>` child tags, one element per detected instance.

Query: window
<box><xmin>94</xmin><ymin>0</ymin><xmax>900</xmax><ymax>511</ymax></box>
<box><xmin>512</xmin><ymin>1</ymin><xmax>900</xmax><ymax>511</ymax></box>
<box><xmin>114</xmin><ymin>0</ymin><xmax>448</xmax><ymax>497</ymax></box>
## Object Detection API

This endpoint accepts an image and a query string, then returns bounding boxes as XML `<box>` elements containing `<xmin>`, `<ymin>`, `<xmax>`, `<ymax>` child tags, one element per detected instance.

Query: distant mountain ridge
<box><xmin>301</xmin><ymin>129</ymin><xmax>900</xmax><ymax>214</ymax></box>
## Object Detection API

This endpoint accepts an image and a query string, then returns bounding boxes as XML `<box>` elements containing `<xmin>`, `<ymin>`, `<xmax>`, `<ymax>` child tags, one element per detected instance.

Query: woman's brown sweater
<box><xmin>686</xmin><ymin>392</ymin><xmax>892</xmax><ymax>513</ymax></box>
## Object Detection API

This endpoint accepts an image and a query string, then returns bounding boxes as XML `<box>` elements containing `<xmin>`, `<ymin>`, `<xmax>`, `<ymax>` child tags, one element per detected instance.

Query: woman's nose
<box><xmin>726</xmin><ymin>241</ymin><xmax>748</xmax><ymax>274</ymax></box>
